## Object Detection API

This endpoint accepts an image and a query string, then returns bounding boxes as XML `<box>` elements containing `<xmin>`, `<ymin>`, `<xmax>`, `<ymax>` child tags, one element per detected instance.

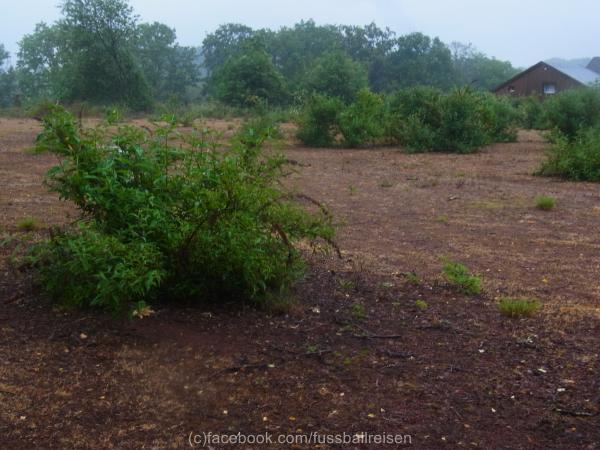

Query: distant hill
<box><xmin>545</xmin><ymin>57</ymin><xmax>592</xmax><ymax>68</ymax></box>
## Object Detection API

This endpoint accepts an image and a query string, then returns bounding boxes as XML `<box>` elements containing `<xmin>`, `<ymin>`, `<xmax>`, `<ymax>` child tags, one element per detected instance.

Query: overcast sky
<box><xmin>1</xmin><ymin>0</ymin><xmax>598</xmax><ymax>68</ymax></box>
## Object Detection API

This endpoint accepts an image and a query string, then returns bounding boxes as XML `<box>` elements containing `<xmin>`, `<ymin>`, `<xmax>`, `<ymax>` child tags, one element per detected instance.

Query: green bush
<box><xmin>442</xmin><ymin>260</ymin><xmax>482</xmax><ymax>295</ymax></box>
<box><xmin>387</xmin><ymin>87</ymin><xmax>517</xmax><ymax>153</ymax></box>
<box><xmin>514</xmin><ymin>96</ymin><xmax>547</xmax><ymax>130</ymax></box>
<box><xmin>30</xmin><ymin>106</ymin><xmax>334</xmax><ymax>314</ymax></box>
<box><xmin>338</xmin><ymin>89</ymin><xmax>385</xmax><ymax>147</ymax></box>
<box><xmin>296</xmin><ymin>94</ymin><xmax>343</xmax><ymax>147</ymax></box>
<box><xmin>386</xmin><ymin>86</ymin><xmax>442</xmax><ymax>150</ymax></box>
<box><xmin>543</xmin><ymin>87</ymin><xmax>600</xmax><ymax>140</ymax></box>
<box><xmin>436</xmin><ymin>89</ymin><xmax>490</xmax><ymax>153</ymax></box>
<box><xmin>478</xmin><ymin>92</ymin><xmax>518</xmax><ymax>143</ymax></box>
<box><xmin>538</xmin><ymin>126</ymin><xmax>600</xmax><ymax>181</ymax></box>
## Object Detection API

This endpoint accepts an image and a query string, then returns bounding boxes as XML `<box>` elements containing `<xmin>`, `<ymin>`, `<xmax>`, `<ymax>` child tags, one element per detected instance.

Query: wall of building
<box><xmin>495</xmin><ymin>63</ymin><xmax>582</xmax><ymax>96</ymax></box>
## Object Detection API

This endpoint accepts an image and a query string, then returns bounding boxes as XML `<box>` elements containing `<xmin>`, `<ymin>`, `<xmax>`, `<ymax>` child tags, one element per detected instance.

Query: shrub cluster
<box><xmin>296</xmin><ymin>87</ymin><xmax>518</xmax><ymax>152</ymax></box>
<box><xmin>30</xmin><ymin>107</ymin><xmax>334</xmax><ymax>314</ymax></box>
<box><xmin>543</xmin><ymin>87</ymin><xmax>600</xmax><ymax>140</ymax></box>
<box><xmin>538</xmin><ymin>126</ymin><xmax>600</xmax><ymax>181</ymax></box>
<box><xmin>537</xmin><ymin>87</ymin><xmax>600</xmax><ymax>181</ymax></box>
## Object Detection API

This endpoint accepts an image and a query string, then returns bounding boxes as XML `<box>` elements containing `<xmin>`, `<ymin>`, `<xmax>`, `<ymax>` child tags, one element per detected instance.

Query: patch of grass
<box><xmin>380</xmin><ymin>180</ymin><xmax>394</xmax><ymax>188</ymax></box>
<box><xmin>436</xmin><ymin>215</ymin><xmax>449</xmax><ymax>224</ymax></box>
<box><xmin>442</xmin><ymin>260</ymin><xmax>482</xmax><ymax>295</ymax></box>
<box><xmin>337</xmin><ymin>278</ymin><xmax>356</xmax><ymax>291</ymax></box>
<box><xmin>415</xmin><ymin>300</ymin><xmax>428</xmax><ymax>310</ymax></box>
<box><xmin>535</xmin><ymin>195</ymin><xmax>556</xmax><ymax>211</ymax></box>
<box><xmin>498</xmin><ymin>298</ymin><xmax>540</xmax><ymax>318</ymax></box>
<box><xmin>348</xmin><ymin>185</ymin><xmax>359</xmax><ymax>195</ymax></box>
<box><xmin>17</xmin><ymin>217</ymin><xmax>40</xmax><ymax>232</ymax></box>
<box><xmin>350</xmin><ymin>303</ymin><xmax>366</xmax><ymax>321</ymax></box>
<box><xmin>404</xmin><ymin>272</ymin><xmax>421</xmax><ymax>285</ymax></box>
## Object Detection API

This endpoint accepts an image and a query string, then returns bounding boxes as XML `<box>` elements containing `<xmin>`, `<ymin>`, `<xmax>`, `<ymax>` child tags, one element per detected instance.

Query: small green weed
<box><xmin>442</xmin><ymin>260</ymin><xmax>482</xmax><ymax>295</ymax></box>
<box><xmin>17</xmin><ymin>217</ymin><xmax>39</xmax><ymax>232</ymax></box>
<box><xmin>535</xmin><ymin>196</ymin><xmax>556</xmax><ymax>211</ymax></box>
<box><xmin>415</xmin><ymin>300</ymin><xmax>428</xmax><ymax>310</ymax></box>
<box><xmin>350</xmin><ymin>303</ymin><xmax>366</xmax><ymax>320</ymax></box>
<box><xmin>337</xmin><ymin>278</ymin><xmax>356</xmax><ymax>291</ymax></box>
<box><xmin>404</xmin><ymin>272</ymin><xmax>421</xmax><ymax>285</ymax></box>
<box><xmin>498</xmin><ymin>298</ymin><xmax>540</xmax><ymax>317</ymax></box>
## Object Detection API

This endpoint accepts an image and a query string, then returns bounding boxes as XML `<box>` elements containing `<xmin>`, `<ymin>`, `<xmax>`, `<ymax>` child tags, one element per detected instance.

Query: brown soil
<box><xmin>1</xmin><ymin>119</ymin><xmax>599</xmax><ymax>449</ymax></box>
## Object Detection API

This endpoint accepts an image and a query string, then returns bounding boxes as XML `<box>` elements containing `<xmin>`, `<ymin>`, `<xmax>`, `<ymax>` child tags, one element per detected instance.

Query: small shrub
<box><xmin>498</xmin><ymin>298</ymin><xmax>540</xmax><ymax>317</ymax></box>
<box><xmin>535</xmin><ymin>196</ymin><xmax>556</xmax><ymax>211</ymax></box>
<box><xmin>538</xmin><ymin>127</ymin><xmax>600</xmax><ymax>181</ymax></box>
<box><xmin>543</xmin><ymin>87</ymin><xmax>600</xmax><ymax>140</ymax></box>
<box><xmin>350</xmin><ymin>303</ymin><xmax>366</xmax><ymax>320</ymax></box>
<box><xmin>338</xmin><ymin>89</ymin><xmax>385</xmax><ymax>147</ymax></box>
<box><xmin>415</xmin><ymin>300</ymin><xmax>428</xmax><ymax>310</ymax></box>
<box><xmin>17</xmin><ymin>217</ymin><xmax>39</xmax><ymax>232</ymax></box>
<box><xmin>442</xmin><ymin>260</ymin><xmax>482</xmax><ymax>295</ymax></box>
<box><xmin>296</xmin><ymin>94</ymin><xmax>343</xmax><ymax>147</ymax></box>
<box><xmin>478</xmin><ymin>92</ymin><xmax>518</xmax><ymax>143</ymax></box>
<box><xmin>30</xmin><ymin>106</ymin><xmax>335</xmax><ymax>314</ymax></box>
<box><xmin>514</xmin><ymin>96</ymin><xmax>547</xmax><ymax>130</ymax></box>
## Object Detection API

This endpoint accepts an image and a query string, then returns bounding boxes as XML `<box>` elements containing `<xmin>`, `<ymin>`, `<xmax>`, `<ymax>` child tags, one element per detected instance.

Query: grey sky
<box><xmin>1</xmin><ymin>0</ymin><xmax>598</xmax><ymax>68</ymax></box>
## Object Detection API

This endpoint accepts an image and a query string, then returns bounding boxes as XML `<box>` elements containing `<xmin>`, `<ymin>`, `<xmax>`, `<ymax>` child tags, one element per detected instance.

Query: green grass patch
<box><xmin>535</xmin><ymin>196</ymin><xmax>556</xmax><ymax>211</ymax></box>
<box><xmin>498</xmin><ymin>298</ymin><xmax>540</xmax><ymax>317</ymax></box>
<box><xmin>442</xmin><ymin>260</ymin><xmax>482</xmax><ymax>295</ymax></box>
<box><xmin>17</xmin><ymin>217</ymin><xmax>40</xmax><ymax>232</ymax></box>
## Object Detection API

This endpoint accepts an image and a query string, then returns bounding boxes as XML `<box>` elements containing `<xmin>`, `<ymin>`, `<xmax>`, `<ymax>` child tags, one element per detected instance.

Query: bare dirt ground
<box><xmin>0</xmin><ymin>118</ymin><xmax>599</xmax><ymax>449</ymax></box>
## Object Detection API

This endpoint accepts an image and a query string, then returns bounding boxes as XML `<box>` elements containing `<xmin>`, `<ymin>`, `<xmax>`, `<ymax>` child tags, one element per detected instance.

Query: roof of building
<box><xmin>586</xmin><ymin>57</ymin><xmax>600</xmax><ymax>74</ymax></box>
<box><xmin>494</xmin><ymin>60</ymin><xmax>600</xmax><ymax>92</ymax></box>
<box><xmin>551</xmin><ymin>65</ymin><xmax>600</xmax><ymax>85</ymax></box>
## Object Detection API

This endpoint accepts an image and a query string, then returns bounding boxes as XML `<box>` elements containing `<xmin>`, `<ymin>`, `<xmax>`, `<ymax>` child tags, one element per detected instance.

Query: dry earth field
<box><xmin>0</xmin><ymin>117</ymin><xmax>599</xmax><ymax>449</ymax></box>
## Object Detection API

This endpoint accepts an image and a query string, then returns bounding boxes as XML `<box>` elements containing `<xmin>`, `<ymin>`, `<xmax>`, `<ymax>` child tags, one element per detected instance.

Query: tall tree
<box><xmin>211</xmin><ymin>40</ymin><xmax>288</xmax><ymax>107</ymax></box>
<box><xmin>450</xmin><ymin>42</ymin><xmax>519</xmax><ymax>91</ymax></box>
<box><xmin>134</xmin><ymin>22</ymin><xmax>199</xmax><ymax>101</ymax></box>
<box><xmin>201</xmin><ymin>23</ymin><xmax>254</xmax><ymax>75</ymax></box>
<box><xmin>303</xmin><ymin>51</ymin><xmax>368</xmax><ymax>103</ymax></box>
<box><xmin>0</xmin><ymin>44</ymin><xmax>18</xmax><ymax>107</ymax></box>
<box><xmin>17</xmin><ymin>23</ymin><xmax>67</xmax><ymax>100</ymax></box>
<box><xmin>59</xmin><ymin>0</ymin><xmax>151</xmax><ymax>109</ymax></box>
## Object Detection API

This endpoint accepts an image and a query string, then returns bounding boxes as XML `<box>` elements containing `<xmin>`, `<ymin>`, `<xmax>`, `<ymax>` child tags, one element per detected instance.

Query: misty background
<box><xmin>1</xmin><ymin>0</ymin><xmax>598</xmax><ymax>67</ymax></box>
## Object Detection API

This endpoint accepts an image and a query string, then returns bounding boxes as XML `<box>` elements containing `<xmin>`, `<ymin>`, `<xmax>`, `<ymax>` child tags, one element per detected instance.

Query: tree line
<box><xmin>0</xmin><ymin>0</ymin><xmax>519</xmax><ymax>110</ymax></box>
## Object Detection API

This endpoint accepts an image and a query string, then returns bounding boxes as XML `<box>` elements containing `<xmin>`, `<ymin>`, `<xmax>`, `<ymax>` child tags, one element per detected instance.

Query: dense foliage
<box><xmin>30</xmin><ymin>107</ymin><xmax>334</xmax><ymax>313</ymax></box>
<box><xmin>0</xmin><ymin>44</ymin><xmax>18</xmax><ymax>107</ymax></box>
<box><xmin>202</xmin><ymin>22</ymin><xmax>518</xmax><ymax>104</ymax></box>
<box><xmin>15</xmin><ymin>0</ymin><xmax>198</xmax><ymax>109</ymax></box>
<box><xmin>1</xmin><ymin>0</ymin><xmax>520</xmax><ymax>110</ymax></box>
<box><xmin>297</xmin><ymin>87</ymin><xmax>518</xmax><ymax>152</ymax></box>
<box><xmin>538</xmin><ymin>126</ymin><xmax>600</xmax><ymax>181</ymax></box>
<box><xmin>210</xmin><ymin>42</ymin><xmax>288</xmax><ymax>107</ymax></box>
<box><xmin>542</xmin><ymin>87</ymin><xmax>600</xmax><ymax>140</ymax></box>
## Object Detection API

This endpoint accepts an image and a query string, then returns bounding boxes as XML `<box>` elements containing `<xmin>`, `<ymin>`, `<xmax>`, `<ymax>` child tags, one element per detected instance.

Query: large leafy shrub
<box><xmin>31</xmin><ymin>107</ymin><xmax>334</xmax><ymax>313</ymax></box>
<box><xmin>338</xmin><ymin>89</ymin><xmax>386</xmax><ymax>147</ymax></box>
<box><xmin>514</xmin><ymin>96</ymin><xmax>547</xmax><ymax>130</ymax></box>
<box><xmin>386</xmin><ymin>87</ymin><xmax>517</xmax><ymax>153</ymax></box>
<box><xmin>296</xmin><ymin>94</ymin><xmax>343</xmax><ymax>147</ymax></box>
<box><xmin>543</xmin><ymin>87</ymin><xmax>600</xmax><ymax>140</ymax></box>
<box><xmin>538</xmin><ymin>126</ymin><xmax>600</xmax><ymax>181</ymax></box>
